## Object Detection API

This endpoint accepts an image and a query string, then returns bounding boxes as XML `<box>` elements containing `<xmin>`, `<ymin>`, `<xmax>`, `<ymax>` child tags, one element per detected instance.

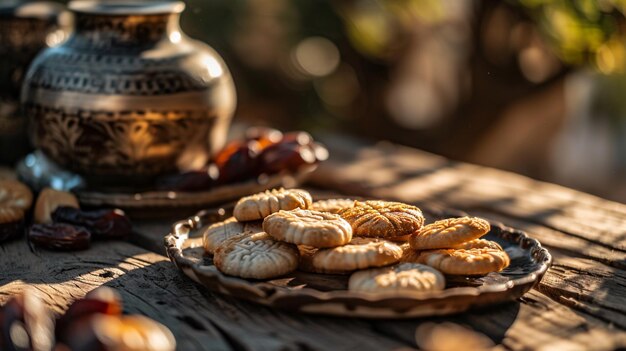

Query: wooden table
<box><xmin>2</xmin><ymin>136</ymin><xmax>626</xmax><ymax>350</ymax></box>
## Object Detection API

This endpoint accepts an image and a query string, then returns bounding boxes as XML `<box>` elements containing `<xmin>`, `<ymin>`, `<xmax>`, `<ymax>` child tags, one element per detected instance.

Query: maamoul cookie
<box><xmin>0</xmin><ymin>179</ymin><xmax>33</xmax><ymax>211</ymax></box>
<box><xmin>349</xmin><ymin>263</ymin><xmax>445</xmax><ymax>294</ymax></box>
<box><xmin>338</xmin><ymin>200</ymin><xmax>424</xmax><ymax>238</ymax></box>
<box><xmin>298</xmin><ymin>237</ymin><xmax>403</xmax><ymax>274</ymax></box>
<box><xmin>417</xmin><ymin>248</ymin><xmax>510</xmax><ymax>275</ymax></box>
<box><xmin>451</xmin><ymin>238</ymin><xmax>503</xmax><ymax>251</ymax></box>
<box><xmin>233</xmin><ymin>188</ymin><xmax>312</xmax><ymax>221</ymax></box>
<box><xmin>0</xmin><ymin>207</ymin><xmax>25</xmax><ymax>242</ymax></box>
<box><xmin>388</xmin><ymin>234</ymin><xmax>412</xmax><ymax>242</ymax></box>
<box><xmin>409</xmin><ymin>217</ymin><xmax>490</xmax><ymax>250</ymax></box>
<box><xmin>203</xmin><ymin>218</ymin><xmax>264</xmax><ymax>254</ymax></box>
<box><xmin>203</xmin><ymin>217</ymin><xmax>243</xmax><ymax>254</ymax></box>
<box><xmin>214</xmin><ymin>232</ymin><xmax>299</xmax><ymax>279</ymax></box>
<box><xmin>310</xmin><ymin>198</ymin><xmax>355</xmax><ymax>214</ymax></box>
<box><xmin>263</xmin><ymin>209</ymin><xmax>352</xmax><ymax>248</ymax></box>
<box><xmin>400</xmin><ymin>246</ymin><xmax>420</xmax><ymax>263</ymax></box>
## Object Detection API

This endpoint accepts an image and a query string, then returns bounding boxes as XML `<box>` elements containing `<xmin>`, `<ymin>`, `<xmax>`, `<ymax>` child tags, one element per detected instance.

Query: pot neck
<box><xmin>70</xmin><ymin>12</ymin><xmax>181</xmax><ymax>48</ymax></box>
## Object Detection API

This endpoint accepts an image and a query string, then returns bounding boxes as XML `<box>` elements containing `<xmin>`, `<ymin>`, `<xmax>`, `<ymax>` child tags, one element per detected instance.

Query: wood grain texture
<box><xmin>2</xmin><ymin>238</ymin><xmax>625</xmax><ymax>350</ymax></box>
<box><xmin>0</xmin><ymin>239</ymin><xmax>408</xmax><ymax>350</ymax></box>
<box><xmin>3</xmin><ymin>136</ymin><xmax>626</xmax><ymax>350</ymax></box>
<box><xmin>308</xmin><ymin>136</ymin><xmax>626</xmax><ymax>342</ymax></box>
<box><xmin>310</xmin><ymin>136</ymin><xmax>626</xmax><ymax>261</ymax></box>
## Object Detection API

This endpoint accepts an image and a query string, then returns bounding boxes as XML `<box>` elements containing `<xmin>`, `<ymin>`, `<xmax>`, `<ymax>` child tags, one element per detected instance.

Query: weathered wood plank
<box><xmin>2</xmin><ymin>238</ymin><xmax>625</xmax><ymax>350</ymax></box>
<box><xmin>311</xmin><ymin>137</ymin><xmax>626</xmax><ymax>253</ymax></box>
<box><xmin>0</xmin><ymin>238</ymin><xmax>408</xmax><ymax>351</ymax></box>
<box><xmin>0</xmin><ymin>240</ymin><xmax>232</xmax><ymax>351</ymax></box>
<box><xmin>469</xmin><ymin>210</ymin><xmax>626</xmax><ymax>270</ymax></box>
<box><xmin>307</xmin><ymin>136</ymin><xmax>626</xmax><ymax>336</ymax></box>
<box><xmin>5</xmin><ymin>136</ymin><xmax>626</xmax><ymax>350</ymax></box>
<box><xmin>372</xmin><ymin>290</ymin><xmax>626</xmax><ymax>351</ymax></box>
<box><xmin>536</xmin><ymin>256</ymin><xmax>626</xmax><ymax>329</ymax></box>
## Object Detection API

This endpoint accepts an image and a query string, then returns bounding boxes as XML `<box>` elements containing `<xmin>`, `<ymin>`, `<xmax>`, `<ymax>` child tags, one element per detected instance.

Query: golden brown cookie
<box><xmin>338</xmin><ymin>200</ymin><xmax>424</xmax><ymax>238</ymax></box>
<box><xmin>0</xmin><ymin>179</ymin><xmax>33</xmax><ymax>211</ymax></box>
<box><xmin>298</xmin><ymin>237</ymin><xmax>403</xmax><ymax>274</ymax></box>
<box><xmin>263</xmin><ymin>209</ymin><xmax>352</xmax><ymax>248</ymax></box>
<box><xmin>0</xmin><ymin>207</ymin><xmax>25</xmax><ymax>242</ymax></box>
<box><xmin>202</xmin><ymin>217</ymin><xmax>246</xmax><ymax>254</ymax></box>
<box><xmin>409</xmin><ymin>217</ymin><xmax>490</xmax><ymax>250</ymax></box>
<box><xmin>417</xmin><ymin>248</ymin><xmax>510</xmax><ymax>275</ymax></box>
<box><xmin>214</xmin><ymin>232</ymin><xmax>299</xmax><ymax>279</ymax></box>
<box><xmin>203</xmin><ymin>218</ymin><xmax>263</xmax><ymax>254</ymax></box>
<box><xmin>400</xmin><ymin>246</ymin><xmax>420</xmax><ymax>263</ymax></box>
<box><xmin>451</xmin><ymin>238</ymin><xmax>503</xmax><ymax>251</ymax></box>
<box><xmin>233</xmin><ymin>188</ymin><xmax>312</xmax><ymax>221</ymax></box>
<box><xmin>348</xmin><ymin>263</ymin><xmax>445</xmax><ymax>294</ymax></box>
<box><xmin>310</xmin><ymin>199</ymin><xmax>355</xmax><ymax>214</ymax></box>
<box><xmin>388</xmin><ymin>234</ymin><xmax>412</xmax><ymax>242</ymax></box>
<box><xmin>34</xmin><ymin>188</ymin><xmax>79</xmax><ymax>224</ymax></box>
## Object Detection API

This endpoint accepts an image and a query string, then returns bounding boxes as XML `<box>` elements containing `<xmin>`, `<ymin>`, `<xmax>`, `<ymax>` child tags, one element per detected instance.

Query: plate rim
<box><xmin>76</xmin><ymin>167</ymin><xmax>315</xmax><ymax>208</ymax></box>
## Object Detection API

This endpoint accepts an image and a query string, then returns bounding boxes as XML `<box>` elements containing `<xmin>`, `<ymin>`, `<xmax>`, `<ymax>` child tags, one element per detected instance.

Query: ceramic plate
<box><xmin>16</xmin><ymin>151</ymin><xmax>314</xmax><ymax>218</ymax></box>
<box><xmin>164</xmin><ymin>199</ymin><xmax>552</xmax><ymax>318</ymax></box>
<box><xmin>76</xmin><ymin>169</ymin><xmax>312</xmax><ymax>214</ymax></box>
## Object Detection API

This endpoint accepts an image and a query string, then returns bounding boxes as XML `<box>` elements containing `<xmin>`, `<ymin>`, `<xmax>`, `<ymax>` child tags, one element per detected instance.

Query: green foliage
<box><xmin>518</xmin><ymin>0</ymin><xmax>626</xmax><ymax>73</ymax></box>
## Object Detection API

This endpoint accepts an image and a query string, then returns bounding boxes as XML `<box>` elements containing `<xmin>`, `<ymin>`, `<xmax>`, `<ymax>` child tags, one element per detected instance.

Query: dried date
<box><xmin>61</xmin><ymin>315</ymin><xmax>176</xmax><ymax>351</ymax></box>
<box><xmin>282</xmin><ymin>131</ymin><xmax>313</xmax><ymax>146</ymax></box>
<box><xmin>215</xmin><ymin>140</ymin><xmax>261</xmax><ymax>183</ymax></box>
<box><xmin>52</xmin><ymin>207</ymin><xmax>132</xmax><ymax>239</ymax></box>
<box><xmin>34</xmin><ymin>187</ymin><xmax>79</xmax><ymax>224</ymax></box>
<box><xmin>28</xmin><ymin>223</ymin><xmax>91</xmax><ymax>251</ymax></box>
<box><xmin>311</xmin><ymin>142</ymin><xmax>329</xmax><ymax>162</ymax></box>
<box><xmin>245</xmin><ymin>127</ymin><xmax>283</xmax><ymax>149</ymax></box>
<box><xmin>56</xmin><ymin>287</ymin><xmax>122</xmax><ymax>345</ymax></box>
<box><xmin>155</xmin><ymin>165</ymin><xmax>219</xmax><ymax>191</ymax></box>
<box><xmin>258</xmin><ymin>140</ymin><xmax>318</xmax><ymax>174</ymax></box>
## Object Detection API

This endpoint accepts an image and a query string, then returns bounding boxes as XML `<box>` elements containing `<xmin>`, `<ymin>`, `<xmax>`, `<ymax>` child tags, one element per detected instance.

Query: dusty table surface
<box><xmin>2</xmin><ymin>135</ymin><xmax>626</xmax><ymax>350</ymax></box>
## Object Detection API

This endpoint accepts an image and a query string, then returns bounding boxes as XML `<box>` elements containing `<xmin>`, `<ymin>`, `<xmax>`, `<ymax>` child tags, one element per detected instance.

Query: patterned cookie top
<box><xmin>299</xmin><ymin>237</ymin><xmax>403</xmax><ymax>274</ymax></box>
<box><xmin>338</xmin><ymin>200</ymin><xmax>424</xmax><ymax>238</ymax></box>
<box><xmin>263</xmin><ymin>209</ymin><xmax>352</xmax><ymax>248</ymax></box>
<box><xmin>310</xmin><ymin>199</ymin><xmax>355</xmax><ymax>214</ymax></box>
<box><xmin>349</xmin><ymin>263</ymin><xmax>445</xmax><ymax>294</ymax></box>
<box><xmin>214</xmin><ymin>232</ymin><xmax>299</xmax><ymax>279</ymax></box>
<box><xmin>0</xmin><ymin>180</ymin><xmax>33</xmax><ymax>211</ymax></box>
<box><xmin>409</xmin><ymin>217</ymin><xmax>490</xmax><ymax>250</ymax></box>
<box><xmin>233</xmin><ymin>188</ymin><xmax>312</xmax><ymax>221</ymax></box>
<box><xmin>202</xmin><ymin>217</ymin><xmax>245</xmax><ymax>254</ymax></box>
<box><xmin>417</xmin><ymin>248</ymin><xmax>510</xmax><ymax>276</ymax></box>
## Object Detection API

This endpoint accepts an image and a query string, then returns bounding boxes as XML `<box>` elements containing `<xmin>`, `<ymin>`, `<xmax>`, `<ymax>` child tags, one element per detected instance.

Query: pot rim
<box><xmin>68</xmin><ymin>0</ymin><xmax>185</xmax><ymax>16</ymax></box>
<box><xmin>0</xmin><ymin>1</ymin><xmax>65</xmax><ymax>19</ymax></box>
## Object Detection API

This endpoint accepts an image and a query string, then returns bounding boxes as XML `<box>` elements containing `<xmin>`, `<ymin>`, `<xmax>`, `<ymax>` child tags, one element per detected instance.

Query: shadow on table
<box><xmin>97</xmin><ymin>258</ymin><xmax>521</xmax><ymax>349</ymax></box>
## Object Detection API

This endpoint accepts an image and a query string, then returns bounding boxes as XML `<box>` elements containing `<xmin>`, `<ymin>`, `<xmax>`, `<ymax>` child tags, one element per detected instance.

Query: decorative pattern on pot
<box><xmin>21</xmin><ymin>1</ymin><xmax>236</xmax><ymax>182</ymax></box>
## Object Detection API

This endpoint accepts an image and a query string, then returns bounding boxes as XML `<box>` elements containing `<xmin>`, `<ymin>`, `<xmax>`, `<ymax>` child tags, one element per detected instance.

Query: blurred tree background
<box><xmin>51</xmin><ymin>0</ymin><xmax>626</xmax><ymax>202</ymax></box>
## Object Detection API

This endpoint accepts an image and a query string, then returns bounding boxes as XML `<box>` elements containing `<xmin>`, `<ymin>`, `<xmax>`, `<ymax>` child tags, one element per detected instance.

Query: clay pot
<box><xmin>22</xmin><ymin>1</ymin><xmax>236</xmax><ymax>185</ymax></box>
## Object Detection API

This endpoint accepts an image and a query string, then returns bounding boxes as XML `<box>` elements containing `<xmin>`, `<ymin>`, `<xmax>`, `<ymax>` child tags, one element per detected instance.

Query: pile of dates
<box><xmin>157</xmin><ymin>127</ymin><xmax>329</xmax><ymax>191</ymax></box>
<box><xmin>29</xmin><ymin>207</ymin><xmax>132</xmax><ymax>251</ymax></box>
<box><xmin>0</xmin><ymin>287</ymin><xmax>175</xmax><ymax>351</ymax></box>
<box><xmin>28</xmin><ymin>189</ymin><xmax>132</xmax><ymax>251</ymax></box>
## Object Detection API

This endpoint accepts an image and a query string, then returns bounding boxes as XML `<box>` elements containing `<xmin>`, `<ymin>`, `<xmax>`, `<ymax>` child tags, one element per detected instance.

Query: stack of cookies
<box><xmin>203</xmin><ymin>188</ymin><xmax>510</xmax><ymax>295</ymax></box>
